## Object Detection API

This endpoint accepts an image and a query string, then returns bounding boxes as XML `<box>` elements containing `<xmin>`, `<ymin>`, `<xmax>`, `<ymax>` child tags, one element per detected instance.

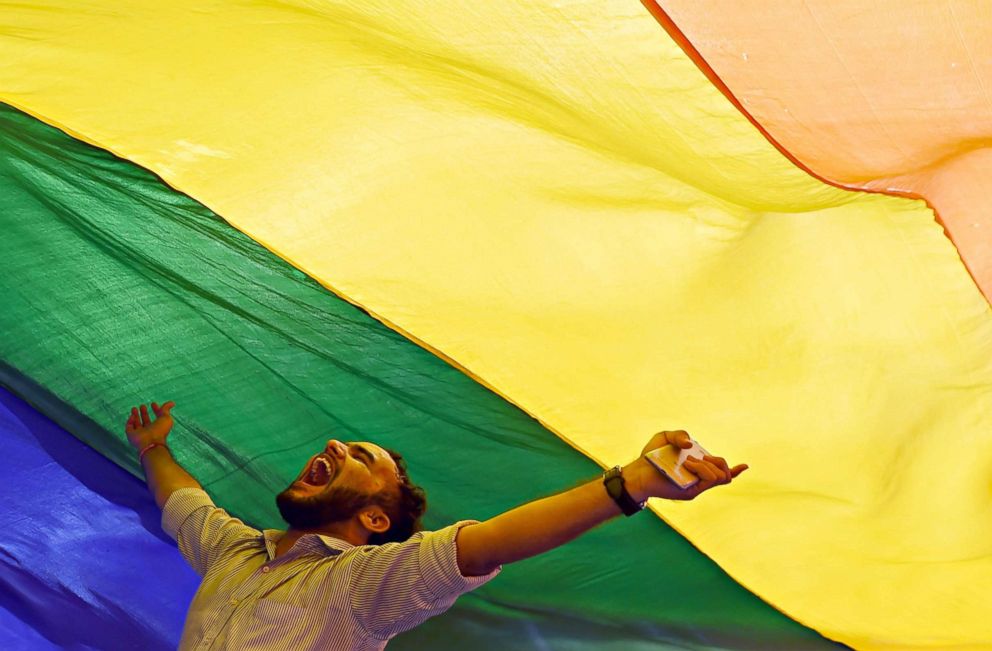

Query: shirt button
<box><xmin>262</xmin><ymin>566</ymin><xmax>271</xmax><ymax>573</ymax></box>
<box><xmin>229</xmin><ymin>598</ymin><xmax>239</xmax><ymax>606</ymax></box>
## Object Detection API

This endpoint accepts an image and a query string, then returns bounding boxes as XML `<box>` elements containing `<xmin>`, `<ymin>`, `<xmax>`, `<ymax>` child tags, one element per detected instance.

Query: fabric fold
<box><xmin>2</xmin><ymin>2</ymin><xmax>990</xmax><ymax>648</ymax></box>
<box><xmin>0</xmin><ymin>103</ymin><xmax>830</xmax><ymax>650</ymax></box>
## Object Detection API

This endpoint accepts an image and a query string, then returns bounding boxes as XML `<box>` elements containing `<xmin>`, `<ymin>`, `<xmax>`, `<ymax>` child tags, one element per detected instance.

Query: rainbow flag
<box><xmin>1</xmin><ymin>2</ymin><xmax>989</xmax><ymax>649</ymax></box>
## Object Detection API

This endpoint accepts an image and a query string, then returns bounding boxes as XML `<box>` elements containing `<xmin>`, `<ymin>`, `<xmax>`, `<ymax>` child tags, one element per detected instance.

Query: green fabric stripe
<box><xmin>0</xmin><ymin>103</ymin><xmax>841</xmax><ymax>650</ymax></box>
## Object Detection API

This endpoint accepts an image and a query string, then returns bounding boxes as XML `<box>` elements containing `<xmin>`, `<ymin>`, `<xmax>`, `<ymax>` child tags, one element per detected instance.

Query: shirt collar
<box><xmin>262</xmin><ymin>529</ymin><xmax>355</xmax><ymax>560</ymax></box>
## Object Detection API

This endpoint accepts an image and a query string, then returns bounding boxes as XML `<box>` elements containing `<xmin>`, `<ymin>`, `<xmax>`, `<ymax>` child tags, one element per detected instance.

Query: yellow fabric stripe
<box><xmin>2</xmin><ymin>2</ymin><xmax>990</xmax><ymax>649</ymax></box>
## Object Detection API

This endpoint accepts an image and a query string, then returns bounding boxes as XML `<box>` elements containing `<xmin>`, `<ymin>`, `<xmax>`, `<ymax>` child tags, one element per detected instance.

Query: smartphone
<box><xmin>644</xmin><ymin>440</ymin><xmax>709</xmax><ymax>490</ymax></box>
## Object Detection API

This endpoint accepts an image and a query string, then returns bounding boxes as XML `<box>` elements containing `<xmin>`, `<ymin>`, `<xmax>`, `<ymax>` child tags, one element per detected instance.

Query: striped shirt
<box><xmin>162</xmin><ymin>488</ymin><xmax>500</xmax><ymax>650</ymax></box>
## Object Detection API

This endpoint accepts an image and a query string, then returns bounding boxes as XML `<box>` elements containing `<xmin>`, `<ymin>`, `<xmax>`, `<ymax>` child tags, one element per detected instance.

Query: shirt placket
<box><xmin>196</xmin><ymin>554</ymin><xmax>295</xmax><ymax>650</ymax></box>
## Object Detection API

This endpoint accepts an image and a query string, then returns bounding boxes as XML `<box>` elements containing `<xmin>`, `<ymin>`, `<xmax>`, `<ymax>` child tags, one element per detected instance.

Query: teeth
<box><xmin>306</xmin><ymin>457</ymin><xmax>332</xmax><ymax>485</ymax></box>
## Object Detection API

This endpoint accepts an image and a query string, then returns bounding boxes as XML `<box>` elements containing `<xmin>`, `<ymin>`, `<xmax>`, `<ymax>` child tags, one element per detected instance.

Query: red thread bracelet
<box><xmin>138</xmin><ymin>442</ymin><xmax>166</xmax><ymax>462</ymax></box>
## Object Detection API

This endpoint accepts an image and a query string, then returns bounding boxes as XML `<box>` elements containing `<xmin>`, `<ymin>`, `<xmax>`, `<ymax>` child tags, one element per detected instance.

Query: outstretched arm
<box><xmin>455</xmin><ymin>430</ymin><xmax>747</xmax><ymax>576</ymax></box>
<box><xmin>125</xmin><ymin>401</ymin><xmax>201</xmax><ymax>509</ymax></box>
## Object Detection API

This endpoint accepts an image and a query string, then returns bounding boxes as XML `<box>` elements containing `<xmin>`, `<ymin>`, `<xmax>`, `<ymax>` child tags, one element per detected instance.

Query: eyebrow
<box><xmin>352</xmin><ymin>444</ymin><xmax>376</xmax><ymax>465</ymax></box>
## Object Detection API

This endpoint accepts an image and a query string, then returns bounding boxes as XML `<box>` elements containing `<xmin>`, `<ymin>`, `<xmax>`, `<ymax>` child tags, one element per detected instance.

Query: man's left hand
<box><xmin>625</xmin><ymin>430</ymin><xmax>748</xmax><ymax>502</ymax></box>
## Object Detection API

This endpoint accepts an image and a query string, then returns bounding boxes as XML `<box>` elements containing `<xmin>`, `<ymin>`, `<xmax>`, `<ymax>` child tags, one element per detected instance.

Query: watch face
<box><xmin>604</xmin><ymin>467</ymin><xmax>622</xmax><ymax>495</ymax></box>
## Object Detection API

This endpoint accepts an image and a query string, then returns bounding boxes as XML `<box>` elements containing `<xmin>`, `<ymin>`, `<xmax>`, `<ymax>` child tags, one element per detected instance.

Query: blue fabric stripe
<box><xmin>0</xmin><ymin>387</ymin><xmax>199</xmax><ymax>650</ymax></box>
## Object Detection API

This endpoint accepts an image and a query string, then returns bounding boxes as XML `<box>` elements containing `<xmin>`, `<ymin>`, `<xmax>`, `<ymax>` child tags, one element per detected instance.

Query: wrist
<box><xmin>620</xmin><ymin>457</ymin><xmax>655</xmax><ymax>503</ymax></box>
<box><xmin>603</xmin><ymin>464</ymin><xmax>646</xmax><ymax>516</ymax></box>
<box><xmin>130</xmin><ymin>435</ymin><xmax>166</xmax><ymax>451</ymax></box>
<box><xmin>137</xmin><ymin>440</ymin><xmax>168</xmax><ymax>462</ymax></box>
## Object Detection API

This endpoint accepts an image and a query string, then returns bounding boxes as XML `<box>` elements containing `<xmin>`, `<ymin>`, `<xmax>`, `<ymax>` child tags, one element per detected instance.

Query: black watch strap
<box><xmin>603</xmin><ymin>466</ymin><xmax>644</xmax><ymax>516</ymax></box>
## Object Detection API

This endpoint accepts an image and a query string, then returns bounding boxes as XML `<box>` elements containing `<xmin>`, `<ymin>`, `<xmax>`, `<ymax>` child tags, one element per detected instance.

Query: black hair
<box><xmin>366</xmin><ymin>447</ymin><xmax>427</xmax><ymax>545</ymax></box>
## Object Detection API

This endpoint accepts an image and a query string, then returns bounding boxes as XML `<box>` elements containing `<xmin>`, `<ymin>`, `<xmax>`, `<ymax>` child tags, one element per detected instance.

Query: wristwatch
<box><xmin>603</xmin><ymin>466</ymin><xmax>645</xmax><ymax>516</ymax></box>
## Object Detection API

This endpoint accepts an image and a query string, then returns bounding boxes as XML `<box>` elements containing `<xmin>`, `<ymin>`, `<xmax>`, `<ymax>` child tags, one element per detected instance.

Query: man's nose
<box><xmin>325</xmin><ymin>439</ymin><xmax>347</xmax><ymax>459</ymax></box>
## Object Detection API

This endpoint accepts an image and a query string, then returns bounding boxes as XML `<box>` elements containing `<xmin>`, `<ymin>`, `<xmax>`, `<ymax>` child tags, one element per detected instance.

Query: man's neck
<box><xmin>276</xmin><ymin>522</ymin><xmax>368</xmax><ymax>558</ymax></box>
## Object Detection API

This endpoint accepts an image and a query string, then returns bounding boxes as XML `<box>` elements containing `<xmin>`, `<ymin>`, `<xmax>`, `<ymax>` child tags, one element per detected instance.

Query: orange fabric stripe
<box><xmin>649</xmin><ymin>0</ymin><xmax>990</xmax><ymax>303</ymax></box>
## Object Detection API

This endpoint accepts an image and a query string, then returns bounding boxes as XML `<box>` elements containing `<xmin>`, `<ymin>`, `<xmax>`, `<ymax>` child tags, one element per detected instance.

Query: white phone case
<box><xmin>644</xmin><ymin>440</ymin><xmax>709</xmax><ymax>489</ymax></box>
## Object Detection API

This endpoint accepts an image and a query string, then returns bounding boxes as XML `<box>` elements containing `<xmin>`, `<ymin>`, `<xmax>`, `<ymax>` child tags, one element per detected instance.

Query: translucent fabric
<box><xmin>656</xmin><ymin>0</ymin><xmax>992</xmax><ymax>302</ymax></box>
<box><xmin>0</xmin><ymin>104</ymin><xmax>829</xmax><ymax>651</ymax></box>
<box><xmin>1</xmin><ymin>2</ymin><xmax>990</xmax><ymax>648</ymax></box>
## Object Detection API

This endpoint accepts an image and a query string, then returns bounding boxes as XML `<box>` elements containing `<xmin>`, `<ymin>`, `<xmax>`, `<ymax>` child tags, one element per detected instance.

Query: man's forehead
<box><xmin>352</xmin><ymin>441</ymin><xmax>396</xmax><ymax>469</ymax></box>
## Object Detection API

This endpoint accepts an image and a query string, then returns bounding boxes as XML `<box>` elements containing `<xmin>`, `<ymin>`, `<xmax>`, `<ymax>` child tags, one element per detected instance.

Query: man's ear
<box><xmin>359</xmin><ymin>507</ymin><xmax>391</xmax><ymax>534</ymax></box>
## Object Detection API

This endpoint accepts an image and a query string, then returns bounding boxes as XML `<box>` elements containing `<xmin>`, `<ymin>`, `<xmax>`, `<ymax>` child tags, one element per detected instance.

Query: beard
<box><xmin>276</xmin><ymin>483</ymin><xmax>377</xmax><ymax>530</ymax></box>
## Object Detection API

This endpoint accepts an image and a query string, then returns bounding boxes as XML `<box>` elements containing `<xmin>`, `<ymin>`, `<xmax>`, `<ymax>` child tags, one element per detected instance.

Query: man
<box><xmin>126</xmin><ymin>400</ymin><xmax>747</xmax><ymax>650</ymax></box>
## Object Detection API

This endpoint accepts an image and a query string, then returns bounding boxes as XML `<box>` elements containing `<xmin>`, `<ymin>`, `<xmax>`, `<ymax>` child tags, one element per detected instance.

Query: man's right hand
<box><xmin>124</xmin><ymin>400</ymin><xmax>202</xmax><ymax>509</ymax></box>
<box><xmin>125</xmin><ymin>401</ymin><xmax>176</xmax><ymax>450</ymax></box>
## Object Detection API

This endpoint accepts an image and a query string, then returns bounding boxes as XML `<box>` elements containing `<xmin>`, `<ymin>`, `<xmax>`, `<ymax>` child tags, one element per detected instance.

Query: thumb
<box><xmin>668</xmin><ymin>430</ymin><xmax>692</xmax><ymax>449</ymax></box>
<box><xmin>157</xmin><ymin>401</ymin><xmax>176</xmax><ymax>418</ymax></box>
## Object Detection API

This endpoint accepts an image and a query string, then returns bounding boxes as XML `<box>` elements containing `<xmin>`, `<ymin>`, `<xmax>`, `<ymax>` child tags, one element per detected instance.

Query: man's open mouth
<box><xmin>300</xmin><ymin>455</ymin><xmax>334</xmax><ymax>487</ymax></box>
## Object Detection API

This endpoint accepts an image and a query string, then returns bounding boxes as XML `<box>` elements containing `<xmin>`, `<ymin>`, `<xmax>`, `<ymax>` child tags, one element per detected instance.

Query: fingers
<box><xmin>151</xmin><ymin>400</ymin><xmax>175</xmax><ymax>417</ymax></box>
<box><xmin>645</xmin><ymin>428</ymin><xmax>751</xmax><ymax>499</ymax></box>
<box><xmin>130</xmin><ymin>400</ymin><xmax>176</xmax><ymax>430</ymax></box>
<box><xmin>683</xmin><ymin>455</ymin><xmax>740</xmax><ymax>489</ymax></box>
<box><xmin>704</xmin><ymin>455</ymin><xmax>733</xmax><ymax>484</ymax></box>
<box><xmin>682</xmin><ymin>457</ymin><xmax>719</xmax><ymax>483</ymax></box>
<box><xmin>126</xmin><ymin>407</ymin><xmax>139</xmax><ymax>433</ymax></box>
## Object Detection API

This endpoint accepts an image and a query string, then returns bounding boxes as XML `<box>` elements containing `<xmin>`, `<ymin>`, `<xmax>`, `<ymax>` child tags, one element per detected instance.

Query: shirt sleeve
<box><xmin>347</xmin><ymin>520</ymin><xmax>501</xmax><ymax>639</ymax></box>
<box><xmin>161</xmin><ymin>487</ymin><xmax>261</xmax><ymax>577</ymax></box>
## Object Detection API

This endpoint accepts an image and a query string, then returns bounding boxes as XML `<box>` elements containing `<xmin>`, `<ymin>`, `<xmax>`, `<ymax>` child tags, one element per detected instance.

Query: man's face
<box><xmin>276</xmin><ymin>439</ymin><xmax>400</xmax><ymax>529</ymax></box>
